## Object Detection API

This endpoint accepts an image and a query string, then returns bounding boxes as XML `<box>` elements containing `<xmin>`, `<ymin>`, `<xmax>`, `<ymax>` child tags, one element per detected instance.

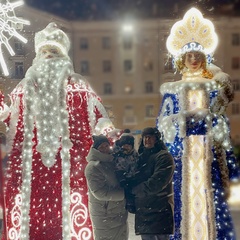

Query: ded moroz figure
<box><xmin>157</xmin><ymin>8</ymin><xmax>240</xmax><ymax>240</ymax></box>
<box><xmin>0</xmin><ymin>22</ymin><xmax>116</xmax><ymax>240</ymax></box>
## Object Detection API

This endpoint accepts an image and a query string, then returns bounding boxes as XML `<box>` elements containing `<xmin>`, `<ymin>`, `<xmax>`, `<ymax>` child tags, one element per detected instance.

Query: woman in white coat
<box><xmin>85</xmin><ymin>135</ymin><xmax>128</xmax><ymax>240</ymax></box>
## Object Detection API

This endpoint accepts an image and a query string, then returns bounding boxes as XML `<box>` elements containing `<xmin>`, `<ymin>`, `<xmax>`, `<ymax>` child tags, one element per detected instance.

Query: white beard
<box><xmin>23</xmin><ymin>57</ymin><xmax>74</xmax><ymax>167</ymax></box>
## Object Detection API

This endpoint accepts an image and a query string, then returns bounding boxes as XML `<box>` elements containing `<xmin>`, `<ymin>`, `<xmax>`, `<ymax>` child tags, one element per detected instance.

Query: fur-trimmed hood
<box><xmin>86</xmin><ymin>147</ymin><xmax>114</xmax><ymax>163</ymax></box>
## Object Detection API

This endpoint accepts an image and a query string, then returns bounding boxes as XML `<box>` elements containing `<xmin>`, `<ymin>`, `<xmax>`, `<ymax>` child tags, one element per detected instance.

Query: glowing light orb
<box><xmin>0</xmin><ymin>0</ymin><xmax>30</xmax><ymax>76</ymax></box>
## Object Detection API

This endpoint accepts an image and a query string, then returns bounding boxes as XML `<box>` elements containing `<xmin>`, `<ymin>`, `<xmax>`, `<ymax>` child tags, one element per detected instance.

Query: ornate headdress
<box><xmin>35</xmin><ymin>22</ymin><xmax>70</xmax><ymax>55</ymax></box>
<box><xmin>166</xmin><ymin>8</ymin><xmax>218</xmax><ymax>60</ymax></box>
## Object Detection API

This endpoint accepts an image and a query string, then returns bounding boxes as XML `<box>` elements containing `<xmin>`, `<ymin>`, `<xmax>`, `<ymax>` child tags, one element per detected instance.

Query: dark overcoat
<box><xmin>131</xmin><ymin>144</ymin><xmax>175</xmax><ymax>235</ymax></box>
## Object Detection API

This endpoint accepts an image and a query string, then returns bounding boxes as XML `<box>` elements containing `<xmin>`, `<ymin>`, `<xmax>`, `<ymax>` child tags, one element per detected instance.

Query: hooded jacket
<box><xmin>85</xmin><ymin>147</ymin><xmax>128</xmax><ymax>240</ymax></box>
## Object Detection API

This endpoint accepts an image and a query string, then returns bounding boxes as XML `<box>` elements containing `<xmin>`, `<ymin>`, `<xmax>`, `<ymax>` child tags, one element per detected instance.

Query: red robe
<box><xmin>0</xmin><ymin>77</ymin><xmax>114</xmax><ymax>240</ymax></box>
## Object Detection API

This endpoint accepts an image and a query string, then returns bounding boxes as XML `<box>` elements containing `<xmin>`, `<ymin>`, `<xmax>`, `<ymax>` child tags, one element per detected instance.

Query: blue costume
<box><xmin>157</xmin><ymin>66</ymin><xmax>240</xmax><ymax>240</ymax></box>
<box><xmin>157</xmin><ymin>8</ymin><xmax>240</xmax><ymax>239</ymax></box>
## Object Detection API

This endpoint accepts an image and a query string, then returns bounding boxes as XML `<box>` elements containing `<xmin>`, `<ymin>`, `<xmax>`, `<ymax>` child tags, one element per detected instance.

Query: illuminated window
<box><xmin>146</xmin><ymin>105</ymin><xmax>154</xmax><ymax>118</ymax></box>
<box><xmin>80</xmin><ymin>61</ymin><xmax>89</xmax><ymax>75</ymax></box>
<box><xmin>15</xmin><ymin>62</ymin><xmax>24</xmax><ymax>78</ymax></box>
<box><xmin>233</xmin><ymin>79</ymin><xmax>240</xmax><ymax>91</ymax></box>
<box><xmin>102</xmin><ymin>37</ymin><xmax>111</xmax><ymax>49</ymax></box>
<box><xmin>103</xmin><ymin>83</ymin><xmax>112</xmax><ymax>94</ymax></box>
<box><xmin>232</xmin><ymin>33</ymin><xmax>240</xmax><ymax>46</ymax></box>
<box><xmin>103</xmin><ymin>60</ymin><xmax>112</xmax><ymax>72</ymax></box>
<box><xmin>232</xmin><ymin>103</ymin><xmax>240</xmax><ymax>115</ymax></box>
<box><xmin>80</xmin><ymin>38</ymin><xmax>88</xmax><ymax>50</ymax></box>
<box><xmin>145</xmin><ymin>81</ymin><xmax>153</xmax><ymax>93</ymax></box>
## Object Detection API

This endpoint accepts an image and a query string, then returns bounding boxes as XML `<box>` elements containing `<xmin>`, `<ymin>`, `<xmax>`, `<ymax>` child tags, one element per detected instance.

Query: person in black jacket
<box><xmin>130</xmin><ymin>127</ymin><xmax>175</xmax><ymax>240</ymax></box>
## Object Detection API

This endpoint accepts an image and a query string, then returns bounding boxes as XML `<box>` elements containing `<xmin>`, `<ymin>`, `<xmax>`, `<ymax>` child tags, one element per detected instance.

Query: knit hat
<box><xmin>92</xmin><ymin>135</ymin><xmax>109</xmax><ymax>149</ymax></box>
<box><xmin>138</xmin><ymin>127</ymin><xmax>166</xmax><ymax>154</ymax></box>
<box><xmin>35</xmin><ymin>22</ymin><xmax>71</xmax><ymax>55</ymax></box>
<box><xmin>142</xmin><ymin>127</ymin><xmax>161</xmax><ymax>139</ymax></box>
<box><xmin>119</xmin><ymin>133</ymin><xmax>135</xmax><ymax>148</ymax></box>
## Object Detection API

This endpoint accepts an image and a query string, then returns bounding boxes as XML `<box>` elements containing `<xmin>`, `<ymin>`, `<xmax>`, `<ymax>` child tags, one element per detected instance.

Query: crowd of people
<box><xmin>0</xmin><ymin>7</ymin><xmax>240</xmax><ymax>240</ymax></box>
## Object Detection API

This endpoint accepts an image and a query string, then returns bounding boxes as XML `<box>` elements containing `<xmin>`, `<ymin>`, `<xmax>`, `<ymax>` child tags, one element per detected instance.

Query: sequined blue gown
<box><xmin>157</xmin><ymin>69</ymin><xmax>240</xmax><ymax>240</ymax></box>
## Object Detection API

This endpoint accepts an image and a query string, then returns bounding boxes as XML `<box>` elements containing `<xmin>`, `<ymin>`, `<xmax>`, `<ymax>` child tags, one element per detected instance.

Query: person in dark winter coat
<box><xmin>130</xmin><ymin>127</ymin><xmax>175</xmax><ymax>240</ymax></box>
<box><xmin>85</xmin><ymin>135</ymin><xmax>129</xmax><ymax>240</ymax></box>
<box><xmin>113</xmin><ymin>133</ymin><xmax>139</xmax><ymax>213</ymax></box>
<box><xmin>114</xmin><ymin>133</ymin><xmax>139</xmax><ymax>183</ymax></box>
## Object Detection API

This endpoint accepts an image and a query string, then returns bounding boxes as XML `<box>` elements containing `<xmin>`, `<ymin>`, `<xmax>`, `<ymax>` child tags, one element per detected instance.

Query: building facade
<box><xmin>1</xmin><ymin>4</ymin><xmax>240</xmax><ymax>145</ymax></box>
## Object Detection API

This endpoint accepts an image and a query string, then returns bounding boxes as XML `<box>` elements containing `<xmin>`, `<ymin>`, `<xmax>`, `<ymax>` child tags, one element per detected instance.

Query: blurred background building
<box><xmin>1</xmin><ymin>3</ymin><xmax>240</xmax><ymax>147</ymax></box>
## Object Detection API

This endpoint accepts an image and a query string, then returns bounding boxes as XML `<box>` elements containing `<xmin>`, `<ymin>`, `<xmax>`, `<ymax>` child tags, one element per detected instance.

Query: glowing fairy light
<box><xmin>0</xmin><ymin>0</ymin><xmax>30</xmax><ymax>76</ymax></box>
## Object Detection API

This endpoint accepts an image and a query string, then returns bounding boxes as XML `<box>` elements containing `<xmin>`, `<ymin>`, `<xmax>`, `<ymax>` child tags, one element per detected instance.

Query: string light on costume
<box><xmin>187</xmin><ymin>135</ymin><xmax>210</xmax><ymax>239</ymax></box>
<box><xmin>0</xmin><ymin>0</ymin><xmax>30</xmax><ymax>76</ymax></box>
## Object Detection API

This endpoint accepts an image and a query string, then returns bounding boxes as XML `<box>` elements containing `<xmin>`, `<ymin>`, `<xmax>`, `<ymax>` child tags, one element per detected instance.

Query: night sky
<box><xmin>25</xmin><ymin>0</ymin><xmax>239</xmax><ymax>20</ymax></box>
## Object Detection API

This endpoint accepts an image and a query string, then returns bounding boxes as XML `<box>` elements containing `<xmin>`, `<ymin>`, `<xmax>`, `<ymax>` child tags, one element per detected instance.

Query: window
<box><xmin>123</xmin><ymin>35</ymin><xmax>132</xmax><ymax>49</ymax></box>
<box><xmin>232</xmin><ymin>57</ymin><xmax>240</xmax><ymax>69</ymax></box>
<box><xmin>164</xmin><ymin>57</ymin><xmax>173</xmax><ymax>71</ymax></box>
<box><xmin>103</xmin><ymin>83</ymin><xmax>112</xmax><ymax>94</ymax></box>
<box><xmin>15</xmin><ymin>41</ymin><xmax>24</xmax><ymax>55</ymax></box>
<box><xmin>80</xmin><ymin>38</ymin><xmax>88</xmax><ymax>49</ymax></box>
<box><xmin>145</xmin><ymin>81</ymin><xmax>153</xmax><ymax>93</ymax></box>
<box><xmin>124</xmin><ymin>60</ymin><xmax>132</xmax><ymax>72</ymax></box>
<box><xmin>144</xmin><ymin>59</ymin><xmax>153</xmax><ymax>71</ymax></box>
<box><xmin>232</xmin><ymin>33</ymin><xmax>240</xmax><ymax>46</ymax></box>
<box><xmin>232</xmin><ymin>103</ymin><xmax>240</xmax><ymax>115</ymax></box>
<box><xmin>125</xmin><ymin>105</ymin><xmax>133</xmax><ymax>114</ymax></box>
<box><xmin>123</xmin><ymin>105</ymin><xmax>137</xmax><ymax>125</ymax></box>
<box><xmin>80</xmin><ymin>61</ymin><xmax>89</xmax><ymax>75</ymax></box>
<box><xmin>102</xmin><ymin>37</ymin><xmax>111</xmax><ymax>49</ymax></box>
<box><xmin>103</xmin><ymin>60</ymin><xmax>112</xmax><ymax>72</ymax></box>
<box><xmin>233</xmin><ymin>79</ymin><xmax>240</xmax><ymax>91</ymax></box>
<box><xmin>146</xmin><ymin>105</ymin><xmax>155</xmax><ymax>118</ymax></box>
<box><xmin>15</xmin><ymin>62</ymin><xmax>24</xmax><ymax>78</ymax></box>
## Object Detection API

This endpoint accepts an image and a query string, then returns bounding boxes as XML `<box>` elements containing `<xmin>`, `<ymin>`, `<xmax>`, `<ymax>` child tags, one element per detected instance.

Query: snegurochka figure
<box><xmin>157</xmin><ymin>8</ymin><xmax>240</xmax><ymax>240</ymax></box>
